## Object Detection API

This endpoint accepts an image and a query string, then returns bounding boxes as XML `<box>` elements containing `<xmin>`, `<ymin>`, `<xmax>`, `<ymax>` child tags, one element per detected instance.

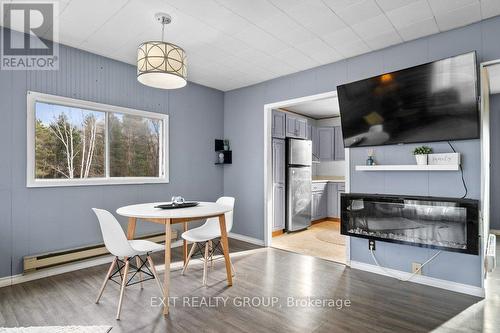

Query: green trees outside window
<box><xmin>34</xmin><ymin>101</ymin><xmax>162</xmax><ymax>180</ymax></box>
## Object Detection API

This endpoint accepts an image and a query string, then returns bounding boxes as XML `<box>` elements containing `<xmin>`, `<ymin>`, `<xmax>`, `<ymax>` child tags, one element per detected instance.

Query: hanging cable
<box><xmin>447</xmin><ymin>141</ymin><xmax>468</xmax><ymax>198</ymax></box>
<box><xmin>370</xmin><ymin>249</ymin><xmax>442</xmax><ymax>282</ymax></box>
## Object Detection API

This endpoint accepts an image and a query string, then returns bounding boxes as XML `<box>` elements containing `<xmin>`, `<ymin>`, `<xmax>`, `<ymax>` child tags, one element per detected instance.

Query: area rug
<box><xmin>314</xmin><ymin>221</ymin><xmax>346</xmax><ymax>245</ymax></box>
<box><xmin>0</xmin><ymin>326</ymin><xmax>112</xmax><ymax>333</ymax></box>
<box><xmin>272</xmin><ymin>220</ymin><xmax>346</xmax><ymax>263</ymax></box>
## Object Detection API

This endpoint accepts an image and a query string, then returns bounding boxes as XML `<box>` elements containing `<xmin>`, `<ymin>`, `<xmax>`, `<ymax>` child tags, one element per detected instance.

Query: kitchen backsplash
<box><xmin>313</xmin><ymin>160</ymin><xmax>346</xmax><ymax>177</ymax></box>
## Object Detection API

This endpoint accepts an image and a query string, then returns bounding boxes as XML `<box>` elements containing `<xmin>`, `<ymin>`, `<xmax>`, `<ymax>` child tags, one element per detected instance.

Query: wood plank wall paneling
<box><xmin>1</xmin><ymin>29</ymin><xmax>225</xmax><ymax>278</ymax></box>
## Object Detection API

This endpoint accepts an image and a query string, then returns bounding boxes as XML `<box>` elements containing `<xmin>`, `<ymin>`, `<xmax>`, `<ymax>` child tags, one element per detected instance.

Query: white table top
<box><xmin>116</xmin><ymin>201</ymin><xmax>232</xmax><ymax>220</ymax></box>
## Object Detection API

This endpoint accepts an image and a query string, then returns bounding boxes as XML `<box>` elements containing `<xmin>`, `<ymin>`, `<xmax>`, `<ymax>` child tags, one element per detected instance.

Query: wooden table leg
<box><xmin>183</xmin><ymin>222</ymin><xmax>188</xmax><ymax>265</ymax></box>
<box><xmin>163</xmin><ymin>218</ymin><xmax>172</xmax><ymax>315</ymax></box>
<box><xmin>126</xmin><ymin>217</ymin><xmax>137</xmax><ymax>240</ymax></box>
<box><xmin>218</xmin><ymin>214</ymin><xmax>233</xmax><ymax>286</ymax></box>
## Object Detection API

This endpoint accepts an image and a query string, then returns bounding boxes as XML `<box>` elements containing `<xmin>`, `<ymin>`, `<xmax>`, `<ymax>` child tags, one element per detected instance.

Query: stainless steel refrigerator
<box><xmin>286</xmin><ymin>138</ymin><xmax>312</xmax><ymax>232</ymax></box>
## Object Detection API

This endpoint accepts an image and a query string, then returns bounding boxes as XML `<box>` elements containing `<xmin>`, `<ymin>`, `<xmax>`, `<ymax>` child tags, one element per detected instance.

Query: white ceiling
<box><xmin>3</xmin><ymin>0</ymin><xmax>500</xmax><ymax>91</ymax></box>
<box><xmin>285</xmin><ymin>97</ymin><xmax>340</xmax><ymax>119</ymax></box>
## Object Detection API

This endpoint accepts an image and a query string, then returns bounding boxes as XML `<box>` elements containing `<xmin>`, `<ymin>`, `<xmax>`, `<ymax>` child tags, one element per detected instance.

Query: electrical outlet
<box><xmin>368</xmin><ymin>239</ymin><xmax>376</xmax><ymax>251</ymax></box>
<box><xmin>412</xmin><ymin>262</ymin><xmax>422</xmax><ymax>275</ymax></box>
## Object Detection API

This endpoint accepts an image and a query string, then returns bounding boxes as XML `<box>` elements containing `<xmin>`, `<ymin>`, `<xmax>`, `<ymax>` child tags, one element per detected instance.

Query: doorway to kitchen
<box><xmin>263</xmin><ymin>91</ymin><xmax>350</xmax><ymax>265</ymax></box>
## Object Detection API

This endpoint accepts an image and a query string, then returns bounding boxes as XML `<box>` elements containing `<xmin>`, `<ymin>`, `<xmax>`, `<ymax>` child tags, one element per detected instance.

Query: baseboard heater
<box><xmin>23</xmin><ymin>230</ymin><xmax>178</xmax><ymax>274</ymax></box>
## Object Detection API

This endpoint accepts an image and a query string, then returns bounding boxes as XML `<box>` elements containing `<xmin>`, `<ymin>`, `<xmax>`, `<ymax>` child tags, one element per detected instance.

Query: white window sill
<box><xmin>26</xmin><ymin>177</ymin><xmax>170</xmax><ymax>188</ymax></box>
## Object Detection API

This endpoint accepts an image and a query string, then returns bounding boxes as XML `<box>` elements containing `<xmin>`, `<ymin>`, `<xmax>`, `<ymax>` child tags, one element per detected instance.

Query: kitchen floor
<box><xmin>272</xmin><ymin>220</ymin><xmax>346</xmax><ymax>264</ymax></box>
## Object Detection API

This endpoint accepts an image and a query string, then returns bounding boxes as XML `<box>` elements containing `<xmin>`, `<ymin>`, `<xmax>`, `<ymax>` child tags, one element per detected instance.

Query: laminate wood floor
<box><xmin>0</xmin><ymin>238</ymin><xmax>498</xmax><ymax>333</ymax></box>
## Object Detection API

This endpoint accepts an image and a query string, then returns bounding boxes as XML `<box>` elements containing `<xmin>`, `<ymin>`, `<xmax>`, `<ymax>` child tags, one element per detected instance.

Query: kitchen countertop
<box><xmin>312</xmin><ymin>176</ymin><xmax>345</xmax><ymax>183</ymax></box>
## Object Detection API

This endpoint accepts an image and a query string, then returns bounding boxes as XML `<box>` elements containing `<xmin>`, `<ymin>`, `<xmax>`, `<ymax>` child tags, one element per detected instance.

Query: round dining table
<box><xmin>116</xmin><ymin>201</ymin><xmax>233</xmax><ymax>315</ymax></box>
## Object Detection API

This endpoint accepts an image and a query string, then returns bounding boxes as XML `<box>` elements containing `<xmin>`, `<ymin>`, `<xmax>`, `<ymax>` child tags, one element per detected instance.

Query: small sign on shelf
<box><xmin>428</xmin><ymin>153</ymin><xmax>460</xmax><ymax>166</ymax></box>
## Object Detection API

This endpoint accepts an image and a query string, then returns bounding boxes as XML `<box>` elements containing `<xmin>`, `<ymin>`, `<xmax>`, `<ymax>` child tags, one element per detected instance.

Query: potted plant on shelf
<box><xmin>413</xmin><ymin>146</ymin><xmax>433</xmax><ymax>165</ymax></box>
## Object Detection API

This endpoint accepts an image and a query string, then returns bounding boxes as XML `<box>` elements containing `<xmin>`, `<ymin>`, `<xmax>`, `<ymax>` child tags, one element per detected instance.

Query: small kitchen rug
<box><xmin>313</xmin><ymin>221</ymin><xmax>346</xmax><ymax>246</ymax></box>
<box><xmin>0</xmin><ymin>326</ymin><xmax>112</xmax><ymax>333</ymax></box>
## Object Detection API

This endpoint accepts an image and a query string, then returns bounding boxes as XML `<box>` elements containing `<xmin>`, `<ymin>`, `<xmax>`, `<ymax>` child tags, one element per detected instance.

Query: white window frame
<box><xmin>27</xmin><ymin>91</ymin><xmax>169</xmax><ymax>187</ymax></box>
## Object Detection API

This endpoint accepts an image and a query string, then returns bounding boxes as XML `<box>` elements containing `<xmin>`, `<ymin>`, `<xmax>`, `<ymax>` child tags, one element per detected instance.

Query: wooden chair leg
<box><xmin>182</xmin><ymin>242</ymin><xmax>196</xmax><ymax>275</ymax></box>
<box><xmin>147</xmin><ymin>255</ymin><xmax>164</xmax><ymax>297</ymax></box>
<box><xmin>96</xmin><ymin>257</ymin><xmax>117</xmax><ymax>304</ymax></box>
<box><xmin>220</xmin><ymin>239</ymin><xmax>236</xmax><ymax>277</ymax></box>
<box><xmin>116</xmin><ymin>259</ymin><xmax>130</xmax><ymax>320</ymax></box>
<box><xmin>203</xmin><ymin>242</ymin><xmax>209</xmax><ymax>286</ymax></box>
<box><xmin>136</xmin><ymin>256</ymin><xmax>143</xmax><ymax>289</ymax></box>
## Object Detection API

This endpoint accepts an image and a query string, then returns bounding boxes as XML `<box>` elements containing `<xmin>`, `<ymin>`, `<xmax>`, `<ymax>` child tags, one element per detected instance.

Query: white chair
<box><xmin>92</xmin><ymin>208</ymin><xmax>164</xmax><ymax>320</ymax></box>
<box><xmin>181</xmin><ymin>197</ymin><xmax>235</xmax><ymax>285</ymax></box>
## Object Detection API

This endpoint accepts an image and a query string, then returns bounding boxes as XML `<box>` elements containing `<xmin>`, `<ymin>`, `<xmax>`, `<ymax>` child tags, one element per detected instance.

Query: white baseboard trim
<box><xmin>228</xmin><ymin>232</ymin><xmax>265</xmax><ymax>246</ymax></box>
<box><xmin>351</xmin><ymin>260</ymin><xmax>485</xmax><ymax>298</ymax></box>
<box><xmin>0</xmin><ymin>240</ymin><xmax>184</xmax><ymax>289</ymax></box>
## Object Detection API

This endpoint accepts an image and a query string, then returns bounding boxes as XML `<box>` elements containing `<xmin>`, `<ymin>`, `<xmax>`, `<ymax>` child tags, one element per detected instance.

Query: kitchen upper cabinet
<box><xmin>272</xmin><ymin>138</ymin><xmax>285</xmax><ymax>185</ymax></box>
<box><xmin>272</xmin><ymin>110</ymin><xmax>286</xmax><ymax>139</ymax></box>
<box><xmin>307</xmin><ymin>124</ymin><xmax>312</xmax><ymax>140</ymax></box>
<box><xmin>297</xmin><ymin>118</ymin><xmax>307</xmax><ymax>138</ymax></box>
<box><xmin>273</xmin><ymin>184</ymin><xmax>285</xmax><ymax>230</ymax></box>
<box><xmin>317</xmin><ymin>127</ymin><xmax>335</xmax><ymax>161</ymax></box>
<box><xmin>286</xmin><ymin>114</ymin><xmax>307</xmax><ymax>139</ymax></box>
<box><xmin>334</xmin><ymin>126</ymin><xmax>345</xmax><ymax>160</ymax></box>
<box><xmin>312</xmin><ymin>126</ymin><xmax>319</xmax><ymax>159</ymax></box>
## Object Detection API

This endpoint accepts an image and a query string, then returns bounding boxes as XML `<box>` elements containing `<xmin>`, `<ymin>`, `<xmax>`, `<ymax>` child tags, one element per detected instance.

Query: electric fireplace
<box><xmin>340</xmin><ymin>193</ymin><xmax>479</xmax><ymax>255</ymax></box>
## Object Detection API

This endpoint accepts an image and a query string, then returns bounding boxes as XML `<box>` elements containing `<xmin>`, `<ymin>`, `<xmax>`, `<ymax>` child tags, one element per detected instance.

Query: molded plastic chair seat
<box><xmin>181</xmin><ymin>197</ymin><xmax>235</xmax><ymax>285</ymax></box>
<box><xmin>182</xmin><ymin>224</ymin><xmax>222</xmax><ymax>243</ymax></box>
<box><xmin>129</xmin><ymin>239</ymin><xmax>164</xmax><ymax>254</ymax></box>
<box><xmin>92</xmin><ymin>208</ymin><xmax>164</xmax><ymax>320</ymax></box>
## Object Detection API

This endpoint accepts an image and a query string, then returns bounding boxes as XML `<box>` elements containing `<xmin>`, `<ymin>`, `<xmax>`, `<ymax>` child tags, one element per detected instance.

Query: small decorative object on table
<box><xmin>413</xmin><ymin>146</ymin><xmax>433</xmax><ymax>165</ymax></box>
<box><xmin>366</xmin><ymin>148</ymin><xmax>376</xmax><ymax>166</ymax></box>
<box><xmin>155</xmin><ymin>196</ymin><xmax>200</xmax><ymax>209</ymax></box>
<box><xmin>171</xmin><ymin>196</ymin><xmax>185</xmax><ymax>204</ymax></box>
<box><xmin>218</xmin><ymin>152</ymin><xmax>225</xmax><ymax>164</ymax></box>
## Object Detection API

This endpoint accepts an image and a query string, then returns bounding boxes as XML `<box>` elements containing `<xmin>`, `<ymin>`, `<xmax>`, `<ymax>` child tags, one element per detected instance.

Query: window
<box><xmin>27</xmin><ymin>91</ymin><xmax>168</xmax><ymax>187</ymax></box>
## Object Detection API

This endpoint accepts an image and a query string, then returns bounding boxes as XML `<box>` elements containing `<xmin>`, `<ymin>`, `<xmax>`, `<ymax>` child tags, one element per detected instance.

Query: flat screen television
<box><xmin>337</xmin><ymin>52</ymin><xmax>479</xmax><ymax>148</ymax></box>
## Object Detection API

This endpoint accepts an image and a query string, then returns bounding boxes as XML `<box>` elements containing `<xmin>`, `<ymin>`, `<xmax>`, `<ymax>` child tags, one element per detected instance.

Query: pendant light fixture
<box><xmin>137</xmin><ymin>13</ymin><xmax>187</xmax><ymax>89</ymax></box>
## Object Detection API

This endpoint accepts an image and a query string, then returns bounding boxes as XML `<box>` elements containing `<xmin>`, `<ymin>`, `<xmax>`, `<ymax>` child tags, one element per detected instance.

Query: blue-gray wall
<box><xmin>0</xmin><ymin>31</ymin><xmax>225</xmax><ymax>278</ymax></box>
<box><xmin>349</xmin><ymin>141</ymin><xmax>481</xmax><ymax>286</ymax></box>
<box><xmin>224</xmin><ymin>16</ymin><xmax>500</xmax><ymax>287</ymax></box>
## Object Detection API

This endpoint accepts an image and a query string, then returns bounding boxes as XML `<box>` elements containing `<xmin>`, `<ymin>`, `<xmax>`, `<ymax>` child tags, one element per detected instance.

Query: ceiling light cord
<box><xmin>369</xmin><ymin>249</ymin><xmax>442</xmax><ymax>282</ymax></box>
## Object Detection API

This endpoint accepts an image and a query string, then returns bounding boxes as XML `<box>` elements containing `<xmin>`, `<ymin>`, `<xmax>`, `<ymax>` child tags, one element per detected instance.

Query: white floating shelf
<box><xmin>355</xmin><ymin>164</ymin><xmax>460</xmax><ymax>171</ymax></box>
